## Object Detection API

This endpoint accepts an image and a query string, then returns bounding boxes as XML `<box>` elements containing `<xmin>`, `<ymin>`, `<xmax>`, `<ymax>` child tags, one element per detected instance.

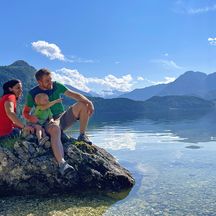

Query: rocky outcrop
<box><xmin>0</xmin><ymin>137</ymin><xmax>134</xmax><ymax>196</ymax></box>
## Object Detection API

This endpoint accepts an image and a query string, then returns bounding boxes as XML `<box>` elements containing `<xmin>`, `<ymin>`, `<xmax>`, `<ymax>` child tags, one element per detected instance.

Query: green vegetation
<box><xmin>0</xmin><ymin>137</ymin><xmax>20</xmax><ymax>149</ymax></box>
<box><xmin>74</xmin><ymin>141</ymin><xmax>96</xmax><ymax>154</ymax></box>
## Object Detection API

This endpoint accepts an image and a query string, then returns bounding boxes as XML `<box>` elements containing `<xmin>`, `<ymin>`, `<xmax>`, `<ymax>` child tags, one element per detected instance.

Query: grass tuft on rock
<box><xmin>74</xmin><ymin>141</ymin><xmax>96</xmax><ymax>153</ymax></box>
<box><xmin>0</xmin><ymin>137</ymin><xmax>20</xmax><ymax>150</ymax></box>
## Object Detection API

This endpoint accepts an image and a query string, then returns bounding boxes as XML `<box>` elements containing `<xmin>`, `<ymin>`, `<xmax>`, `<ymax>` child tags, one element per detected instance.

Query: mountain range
<box><xmin>119</xmin><ymin>71</ymin><xmax>216</xmax><ymax>101</ymax></box>
<box><xmin>0</xmin><ymin>60</ymin><xmax>215</xmax><ymax>121</ymax></box>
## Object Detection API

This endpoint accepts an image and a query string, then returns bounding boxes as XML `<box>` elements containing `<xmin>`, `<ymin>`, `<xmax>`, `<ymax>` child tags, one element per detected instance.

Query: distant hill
<box><xmin>0</xmin><ymin>60</ymin><xmax>37</xmax><ymax>95</ymax></box>
<box><xmin>158</xmin><ymin>71</ymin><xmax>207</xmax><ymax>97</ymax></box>
<box><xmin>118</xmin><ymin>71</ymin><xmax>216</xmax><ymax>101</ymax></box>
<box><xmin>89</xmin><ymin>95</ymin><xmax>214</xmax><ymax>121</ymax></box>
<box><xmin>119</xmin><ymin>84</ymin><xmax>166</xmax><ymax>101</ymax></box>
<box><xmin>144</xmin><ymin>95</ymin><xmax>214</xmax><ymax>111</ymax></box>
<box><xmin>90</xmin><ymin>95</ymin><xmax>214</xmax><ymax>114</ymax></box>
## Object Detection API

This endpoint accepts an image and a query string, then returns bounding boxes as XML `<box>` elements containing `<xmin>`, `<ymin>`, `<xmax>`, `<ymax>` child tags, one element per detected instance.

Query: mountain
<box><xmin>158</xmin><ymin>71</ymin><xmax>207</xmax><ymax>97</ymax></box>
<box><xmin>0</xmin><ymin>60</ymin><xmax>37</xmax><ymax>95</ymax></box>
<box><xmin>103</xmin><ymin>90</ymin><xmax>127</xmax><ymax>99</ymax></box>
<box><xmin>204</xmin><ymin>72</ymin><xmax>216</xmax><ymax>99</ymax></box>
<box><xmin>0</xmin><ymin>60</ymin><xmax>92</xmax><ymax>98</ymax></box>
<box><xmin>87</xmin><ymin>95</ymin><xmax>214</xmax><ymax>121</ymax></box>
<box><xmin>65</xmin><ymin>84</ymin><xmax>92</xmax><ymax>97</ymax></box>
<box><xmin>118</xmin><ymin>71</ymin><xmax>216</xmax><ymax>101</ymax></box>
<box><xmin>144</xmin><ymin>95</ymin><xmax>214</xmax><ymax>111</ymax></box>
<box><xmin>119</xmin><ymin>84</ymin><xmax>166</xmax><ymax>101</ymax></box>
<box><xmin>89</xmin><ymin>95</ymin><xmax>214</xmax><ymax>115</ymax></box>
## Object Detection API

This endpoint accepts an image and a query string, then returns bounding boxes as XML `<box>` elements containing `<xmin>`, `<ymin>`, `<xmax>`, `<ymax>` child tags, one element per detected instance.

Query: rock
<box><xmin>0</xmin><ymin>137</ymin><xmax>134</xmax><ymax>196</ymax></box>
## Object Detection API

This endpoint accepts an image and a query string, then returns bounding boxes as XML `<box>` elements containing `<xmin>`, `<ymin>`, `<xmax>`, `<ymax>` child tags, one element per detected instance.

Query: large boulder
<box><xmin>0</xmin><ymin>137</ymin><xmax>134</xmax><ymax>196</ymax></box>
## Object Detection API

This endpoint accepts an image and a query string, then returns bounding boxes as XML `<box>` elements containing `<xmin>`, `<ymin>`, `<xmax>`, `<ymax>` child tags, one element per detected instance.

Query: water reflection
<box><xmin>88</xmin><ymin>111</ymin><xmax>216</xmax><ymax>215</ymax></box>
<box><xmin>89</xmin><ymin>110</ymin><xmax>216</xmax><ymax>144</ymax></box>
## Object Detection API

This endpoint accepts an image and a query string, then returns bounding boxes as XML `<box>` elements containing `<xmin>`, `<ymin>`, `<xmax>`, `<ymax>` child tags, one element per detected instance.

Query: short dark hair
<box><xmin>3</xmin><ymin>79</ymin><xmax>21</xmax><ymax>96</ymax></box>
<box><xmin>35</xmin><ymin>68</ymin><xmax>51</xmax><ymax>81</ymax></box>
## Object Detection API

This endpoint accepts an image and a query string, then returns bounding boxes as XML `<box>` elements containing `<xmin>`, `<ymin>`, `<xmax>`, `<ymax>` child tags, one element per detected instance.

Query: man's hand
<box><xmin>64</xmin><ymin>89</ymin><xmax>94</xmax><ymax>116</ymax></box>
<box><xmin>49</xmin><ymin>118</ymin><xmax>55</xmax><ymax>123</ymax></box>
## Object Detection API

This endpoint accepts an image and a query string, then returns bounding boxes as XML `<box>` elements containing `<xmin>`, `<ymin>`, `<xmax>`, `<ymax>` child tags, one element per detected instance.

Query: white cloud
<box><xmin>173</xmin><ymin>0</ymin><xmax>216</xmax><ymax>15</ymax></box>
<box><xmin>188</xmin><ymin>4</ymin><xmax>216</xmax><ymax>14</ymax></box>
<box><xmin>174</xmin><ymin>1</ymin><xmax>216</xmax><ymax>15</ymax></box>
<box><xmin>152</xmin><ymin>77</ymin><xmax>176</xmax><ymax>85</ymax></box>
<box><xmin>152</xmin><ymin>59</ymin><xmax>183</xmax><ymax>70</ymax></box>
<box><xmin>32</xmin><ymin>40</ymin><xmax>94</xmax><ymax>63</ymax></box>
<box><xmin>208</xmin><ymin>37</ymin><xmax>216</xmax><ymax>46</ymax></box>
<box><xmin>32</xmin><ymin>41</ymin><xmax>65</xmax><ymax>61</ymax></box>
<box><xmin>137</xmin><ymin>76</ymin><xmax>144</xmax><ymax>81</ymax></box>
<box><xmin>52</xmin><ymin>68</ymin><xmax>133</xmax><ymax>96</ymax></box>
<box><xmin>52</xmin><ymin>68</ymin><xmax>90</xmax><ymax>92</ymax></box>
<box><xmin>115</xmin><ymin>61</ymin><xmax>120</xmax><ymax>64</ymax></box>
<box><xmin>67</xmin><ymin>56</ymin><xmax>95</xmax><ymax>63</ymax></box>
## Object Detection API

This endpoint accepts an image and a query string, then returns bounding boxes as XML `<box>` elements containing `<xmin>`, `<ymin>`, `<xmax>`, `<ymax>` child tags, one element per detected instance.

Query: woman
<box><xmin>0</xmin><ymin>79</ymin><xmax>33</xmax><ymax>140</ymax></box>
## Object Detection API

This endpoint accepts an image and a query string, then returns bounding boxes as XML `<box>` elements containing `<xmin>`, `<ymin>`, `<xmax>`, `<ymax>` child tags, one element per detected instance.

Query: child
<box><xmin>33</xmin><ymin>93</ymin><xmax>62</xmax><ymax>146</ymax></box>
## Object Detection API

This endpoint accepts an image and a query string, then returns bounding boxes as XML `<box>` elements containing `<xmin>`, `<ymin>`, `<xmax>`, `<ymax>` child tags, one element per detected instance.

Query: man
<box><xmin>23</xmin><ymin>68</ymin><xmax>94</xmax><ymax>175</ymax></box>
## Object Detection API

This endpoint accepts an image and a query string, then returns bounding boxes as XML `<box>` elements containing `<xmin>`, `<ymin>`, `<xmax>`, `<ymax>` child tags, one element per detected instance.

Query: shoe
<box><xmin>38</xmin><ymin>136</ymin><xmax>49</xmax><ymax>146</ymax></box>
<box><xmin>25</xmin><ymin>134</ymin><xmax>37</xmax><ymax>142</ymax></box>
<box><xmin>77</xmin><ymin>133</ymin><xmax>92</xmax><ymax>145</ymax></box>
<box><xmin>44</xmin><ymin>140</ymin><xmax>51</xmax><ymax>149</ymax></box>
<box><xmin>59</xmin><ymin>162</ymin><xmax>75</xmax><ymax>176</ymax></box>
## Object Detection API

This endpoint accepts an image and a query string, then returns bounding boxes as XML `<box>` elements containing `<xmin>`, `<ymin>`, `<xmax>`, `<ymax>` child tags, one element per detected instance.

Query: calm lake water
<box><xmin>1</xmin><ymin>111</ymin><xmax>216</xmax><ymax>216</ymax></box>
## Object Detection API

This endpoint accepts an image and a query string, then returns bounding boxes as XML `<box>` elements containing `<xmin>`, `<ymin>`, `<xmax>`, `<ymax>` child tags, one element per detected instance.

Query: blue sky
<box><xmin>0</xmin><ymin>0</ymin><xmax>216</xmax><ymax>96</ymax></box>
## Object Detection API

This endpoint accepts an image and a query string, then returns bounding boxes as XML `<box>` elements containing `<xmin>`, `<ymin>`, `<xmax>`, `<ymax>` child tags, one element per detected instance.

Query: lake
<box><xmin>1</xmin><ymin>111</ymin><xmax>216</xmax><ymax>215</ymax></box>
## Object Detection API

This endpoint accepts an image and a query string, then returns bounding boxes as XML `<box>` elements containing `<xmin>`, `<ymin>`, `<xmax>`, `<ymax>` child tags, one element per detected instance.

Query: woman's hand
<box><xmin>23</xmin><ymin>125</ymin><xmax>35</xmax><ymax>134</ymax></box>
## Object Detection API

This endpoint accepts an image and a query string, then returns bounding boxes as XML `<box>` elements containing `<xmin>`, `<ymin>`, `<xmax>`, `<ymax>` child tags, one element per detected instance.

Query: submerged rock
<box><xmin>0</xmin><ymin>137</ymin><xmax>134</xmax><ymax>196</ymax></box>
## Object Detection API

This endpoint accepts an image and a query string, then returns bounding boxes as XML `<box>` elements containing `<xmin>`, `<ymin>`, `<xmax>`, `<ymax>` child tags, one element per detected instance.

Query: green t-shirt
<box><xmin>26</xmin><ymin>82</ymin><xmax>68</xmax><ymax>117</ymax></box>
<box><xmin>34</xmin><ymin>106</ymin><xmax>53</xmax><ymax>125</ymax></box>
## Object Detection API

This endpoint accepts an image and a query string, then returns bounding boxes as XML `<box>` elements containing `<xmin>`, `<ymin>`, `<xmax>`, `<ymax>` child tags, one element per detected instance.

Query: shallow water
<box><xmin>0</xmin><ymin>193</ymin><xmax>116</xmax><ymax>216</ymax></box>
<box><xmin>2</xmin><ymin>113</ymin><xmax>216</xmax><ymax>215</ymax></box>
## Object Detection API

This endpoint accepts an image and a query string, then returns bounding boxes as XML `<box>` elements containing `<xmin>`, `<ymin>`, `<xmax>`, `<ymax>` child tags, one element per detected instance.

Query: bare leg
<box><xmin>72</xmin><ymin>102</ymin><xmax>89</xmax><ymax>134</ymax></box>
<box><xmin>41</xmin><ymin>128</ymin><xmax>47</xmax><ymax>138</ymax></box>
<box><xmin>47</xmin><ymin>125</ymin><xmax>64</xmax><ymax>163</ymax></box>
<box><xmin>35</xmin><ymin>125</ymin><xmax>43</xmax><ymax>141</ymax></box>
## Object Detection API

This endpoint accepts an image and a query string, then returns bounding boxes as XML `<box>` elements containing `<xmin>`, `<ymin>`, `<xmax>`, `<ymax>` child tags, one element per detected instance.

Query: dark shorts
<box><xmin>0</xmin><ymin>128</ymin><xmax>21</xmax><ymax>141</ymax></box>
<box><xmin>45</xmin><ymin>106</ymin><xmax>78</xmax><ymax>132</ymax></box>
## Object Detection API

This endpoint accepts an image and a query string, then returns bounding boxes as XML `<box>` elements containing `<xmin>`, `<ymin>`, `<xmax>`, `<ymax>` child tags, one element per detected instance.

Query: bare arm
<box><xmin>23</xmin><ymin>105</ymin><xmax>38</xmax><ymax>123</ymax></box>
<box><xmin>5</xmin><ymin>101</ymin><xmax>25</xmax><ymax>128</ymax></box>
<box><xmin>64</xmin><ymin>90</ymin><xmax>94</xmax><ymax>116</ymax></box>
<box><xmin>37</xmin><ymin>98</ymin><xmax>62</xmax><ymax>111</ymax></box>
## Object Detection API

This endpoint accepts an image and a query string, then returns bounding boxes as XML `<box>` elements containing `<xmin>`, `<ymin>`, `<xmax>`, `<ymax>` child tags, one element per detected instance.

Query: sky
<box><xmin>0</xmin><ymin>0</ymin><xmax>216</xmax><ymax>96</ymax></box>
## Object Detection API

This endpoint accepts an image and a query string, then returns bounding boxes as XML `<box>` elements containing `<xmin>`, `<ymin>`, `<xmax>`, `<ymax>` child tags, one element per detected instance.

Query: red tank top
<box><xmin>0</xmin><ymin>94</ymin><xmax>17</xmax><ymax>136</ymax></box>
